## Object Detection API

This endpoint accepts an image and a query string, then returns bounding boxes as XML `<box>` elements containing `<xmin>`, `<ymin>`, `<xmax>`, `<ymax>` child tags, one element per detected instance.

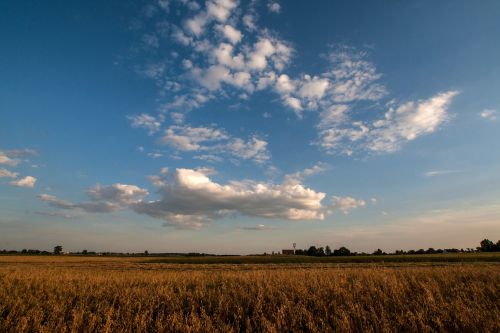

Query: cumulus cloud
<box><xmin>217</xmin><ymin>24</ymin><xmax>242</xmax><ymax>44</ymax></box>
<box><xmin>37</xmin><ymin>165</ymin><xmax>371</xmax><ymax>230</ymax></box>
<box><xmin>38</xmin><ymin>184</ymin><xmax>149</xmax><ymax>213</ymax></box>
<box><xmin>10</xmin><ymin>176</ymin><xmax>37</xmax><ymax>188</ymax></box>
<box><xmin>479</xmin><ymin>109</ymin><xmax>497</xmax><ymax>120</ymax></box>
<box><xmin>319</xmin><ymin>91</ymin><xmax>459</xmax><ymax>154</ymax></box>
<box><xmin>226</xmin><ymin>137</ymin><xmax>270</xmax><ymax>164</ymax></box>
<box><xmin>161</xmin><ymin>125</ymin><xmax>228</xmax><ymax>151</ymax></box>
<box><xmin>160</xmin><ymin>125</ymin><xmax>270</xmax><ymax>164</ymax></box>
<box><xmin>134</xmin><ymin>168</ymin><xmax>327</xmax><ymax>228</ymax></box>
<box><xmin>267</xmin><ymin>2</ymin><xmax>281</xmax><ymax>13</ymax></box>
<box><xmin>0</xmin><ymin>168</ymin><xmax>18</xmax><ymax>178</ymax></box>
<box><xmin>269</xmin><ymin>48</ymin><xmax>386</xmax><ymax>114</ymax></box>
<box><xmin>0</xmin><ymin>151</ymin><xmax>19</xmax><ymax>166</ymax></box>
<box><xmin>367</xmin><ymin>91</ymin><xmax>458</xmax><ymax>152</ymax></box>
<box><xmin>184</xmin><ymin>0</ymin><xmax>238</xmax><ymax>36</ymax></box>
<box><xmin>128</xmin><ymin>113</ymin><xmax>162</xmax><ymax>134</ymax></box>
<box><xmin>331</xmin><ymin>196</ymin><xmax>366</xmax><ymax>214</ymax></box>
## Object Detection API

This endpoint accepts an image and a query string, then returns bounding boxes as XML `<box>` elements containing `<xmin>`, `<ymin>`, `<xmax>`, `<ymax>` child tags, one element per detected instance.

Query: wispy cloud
<box><xmin>479</xmin><ymin>109</ymin><xmax>497</xmax><ymax>121</ymax></box>
<box><xmin>242</xmin><ymin>224</ymin><xmax>277</xmax><ymax>231</ymax></box>
<box><xmin>423</xmin><ymin>170</ymin><xmax>461</xmax><ymax>177</ymax></box>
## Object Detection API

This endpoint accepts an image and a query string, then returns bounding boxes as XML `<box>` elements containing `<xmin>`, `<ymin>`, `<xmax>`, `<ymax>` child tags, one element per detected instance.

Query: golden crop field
<box><xmin>1</xmin><ymin>256</ymin><xmax>499</xmax><ymax>332</ymax></box>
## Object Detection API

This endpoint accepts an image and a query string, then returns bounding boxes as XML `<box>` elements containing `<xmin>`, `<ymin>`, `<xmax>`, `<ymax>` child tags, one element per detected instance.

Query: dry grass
<box><xmin>1</xmin><ymin>256</ymin><xmax>499</xmax><ymax>332</ymax></box>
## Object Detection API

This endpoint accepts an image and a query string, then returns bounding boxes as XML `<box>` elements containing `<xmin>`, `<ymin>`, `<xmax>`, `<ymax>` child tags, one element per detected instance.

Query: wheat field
<box><xmin>0</xmin><ymin>256</ymin><xmax>499</xmax><ymax>332</ymax></box>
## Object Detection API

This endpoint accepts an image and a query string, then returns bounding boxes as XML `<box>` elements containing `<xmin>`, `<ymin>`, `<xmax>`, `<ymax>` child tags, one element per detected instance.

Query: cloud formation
<box><xmin>10</xmin><ymin>176</ymin><xmax>37</xmax><ymax>188</ymax></box>
<box><xmin>331</xmin><ymin>196</ymin><xmax>366</xmax><ymax>214</ymax></box>
<box><xmin>319</xmin><ymin>91</ymin><xmax>459</xmax><ymax>154</ymax></box>
<box><xmin>0</xmin><ymin>168</ymin><xmax>18</xmax><ymax>178</ymax></box>
<box><xmin>479</xmin><ymin>109</ymin><xmax>497</xmax><ymax>121</ymax></box>
<box><xmin>134</xmin><ymin>168</ymin><xmax>327</xmax><ymax>228</ymax></box>
<box><xmin>160</xmin><ymin>125</ymin><xmax>270</xmax><ymax>164</ymax></box>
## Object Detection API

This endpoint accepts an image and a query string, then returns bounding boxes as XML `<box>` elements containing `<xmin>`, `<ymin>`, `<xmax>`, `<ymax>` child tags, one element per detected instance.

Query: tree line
<box><xmin>291</xmin><ymin>238</ymin><xmax>500</xmax><ymax>257</ymax></box>
<box><xmin>1</xmin><ymin>238</ymin><xmax>499</xmax><ymax>256</ymax></box>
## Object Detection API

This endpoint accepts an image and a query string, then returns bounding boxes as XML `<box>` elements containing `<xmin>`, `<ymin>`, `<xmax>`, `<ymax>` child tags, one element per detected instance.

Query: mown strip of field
<box><xmin>145</xmin><ymin>252</ymin><xmax>500</xmax><ymax>264</ymax></box>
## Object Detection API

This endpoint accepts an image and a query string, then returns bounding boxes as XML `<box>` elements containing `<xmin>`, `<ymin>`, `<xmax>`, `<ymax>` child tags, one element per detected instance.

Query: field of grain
<box><xmin>1</xmin><ymin>256</ymin><xmax>499</xmax><ymax>332</ymax></box>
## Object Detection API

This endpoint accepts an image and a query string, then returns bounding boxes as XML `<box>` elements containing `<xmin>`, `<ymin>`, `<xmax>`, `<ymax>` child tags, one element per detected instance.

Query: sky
<box><xmin>1</xmin><ymin>0</ymin><xmax>500</xmax><ymax>254</ymax></box>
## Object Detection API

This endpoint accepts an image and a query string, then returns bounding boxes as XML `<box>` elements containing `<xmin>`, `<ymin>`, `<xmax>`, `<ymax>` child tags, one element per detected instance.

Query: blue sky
<box><xmin>1</xmin><ymin>0</ymin><xmax>499</xmax><ymax>253</ymax></box>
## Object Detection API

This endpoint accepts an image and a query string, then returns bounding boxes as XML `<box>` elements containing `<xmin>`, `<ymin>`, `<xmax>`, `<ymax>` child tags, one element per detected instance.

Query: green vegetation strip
<box><xmin>145</xmin><ymin>253</ymin><xmax>500</xmax><ymax>265</ymax></box>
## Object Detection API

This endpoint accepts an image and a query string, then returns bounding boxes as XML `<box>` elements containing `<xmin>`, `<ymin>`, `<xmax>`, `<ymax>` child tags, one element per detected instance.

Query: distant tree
<box><xmin>54</xmin><ymin>245</ymin><xmax>63</xmax><ymax>255</ymax></box>
<box><xmin>333</xmin><ymin>247</ymin><xmax>351</xmax><ymax>256</ymax></box>
<box><xmin>82</xmin><ymin>249</ymin><xmax>88</xmax><ymax>255</ymax></box>
<box><xmin>144</xmin><ymin>250</ymin><xmax>149</xmax><ymax>256</ymax></box>
<box><xmin>307</xmin><ymin>246</ymin><xmax>318</xmax><ymax>256</ymax></box>
<box><xmin>317</xmin><ymin>247</ymin><xmax>325</xmax><ymax>256</ymax></box>
<box><xmin>373</xmin><ymin>249</ymin><xmax>384</xmax><ymax>256</ymax></box>
<box><xmin>325</xmin><ymin>245</ymin><xmax>332</xmax><ymax>256</ymax></box>
<box><xmin>479</xmin><ymin>239</ymin><xmax>495</xmax><ymax>252</ymax></box>
<box><xmin>426</xmin><ymin>248</ymin><xmax>436</xmax><ymax>254</ymax></box>
<box><xmin>496</xmin><ymin>240</ymin><xmax>500</xmax><ymax>252</ymax></box>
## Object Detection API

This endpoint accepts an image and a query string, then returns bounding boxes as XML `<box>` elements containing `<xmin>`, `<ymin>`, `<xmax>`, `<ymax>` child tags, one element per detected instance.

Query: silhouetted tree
<box><xmin>307</xmin><ymin>246</ymin><xmax>318</xmax><ymax>256</ymax></box>
<box><xmin>373</xmin><ymin>249</ymin><xmax>384</xmax><ymax>255</ymax></box>
<box><xmin>479</xmin><ymin>239</ymin><xmax>495</xmax><ymax>252</ymax></box>
<box><xmin>333</xmin><ymin>247</ymin><xmax>351</xmax><ymax>256</ymax></box>
<box><xmin>317</xmin><ymin>247</ymin><xmax>325</xmax><ymax>256</ymax></box>
<box><xmin>53</xmin><ymin>245</ymin><xmax>63</xmax><ymax>255</ymax></box>
<box><xmin>82</xmin><ymin>249</ymin><xmax>88</xmax><ymax>255</ymax></box>
<box><xmin>325</xmin><ymin>245</ymin><xmax>332</xmax><ymax>256</ymax></box>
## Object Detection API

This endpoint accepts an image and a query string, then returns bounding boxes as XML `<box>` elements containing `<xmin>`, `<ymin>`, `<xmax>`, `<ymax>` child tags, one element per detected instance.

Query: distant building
<box><xmin>282</xmin><ymin>249</ymin><xmax>295</xmax><ymax>255</ymax></box>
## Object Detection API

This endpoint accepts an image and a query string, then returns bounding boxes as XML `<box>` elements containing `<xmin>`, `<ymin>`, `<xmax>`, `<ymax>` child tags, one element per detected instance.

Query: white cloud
<box><xmin>0</xmin><ymin>152</ymin><xmax>19</xmax><ymax>166</ymax></box>
<box><xmin>128</xmin><ymin>113</ymin><xmax>162</xmax><ymax>134</ymax></box>
<box><xmin>161</xmin><ymin>125</ymin><xmax>270</xmax><ymax>164</ymax></box>
<box><xmin>242</xmin><ymin>13</ymin><xmax>256</xmax><ymax>30</ymax></box>
<box><xmin>479</xmin><ymin>109</ymin><xmax>497</xmax><ymax>120</ymax></box>
<box><xmin>185</xmin><ymin>14</ymin><xmax>208</xmax><ymax>36</ymax></box>
<box><xmin>284</xmin><ymin>163</ymin><xmax>326</xmax><ymax>185</ymax></box>
<box><xmin>134</xmin><ymin>168</ymin><xmax>327</xmax><ymax>228</ymax></box>
<box><xmin>325</xmin><ymin>49</ymin><xmax>387</xmax><ymax>103</ymax></box>
<box><xmin>226</xmin><ymin>136</ymin><xmax>270</xmax><ymax>164</ymax></box>
<box><xmin>38</xmin><ymin>194</ymin><xmax>75</xmax><ymax>209</ymax></box>
<box><xmin>161</xmin><ymin>125</ymin><xmax>228</xmax><ymax>151</ymax></box>
<box><xmin>423</xmin><ymin>170</ymin><xmax>460</xmax><ymax>177</ymax></box>
<box><xmin>297</xmin><ymin>76</ymin><xmax>329</xmax><ymax>100</ymax></box>
<box><xmin>218</xmin><ymin>24</ymin><xmax>242</xmax><ymax>44</ymax></box>
<box><xmin>318</xmin><ymin>104</ymin><xmax>349</xmax><ymax>128</ymax></box>
<box><xmin>318</xmin><ymin>91</ymin><xmax>459</xmax><ymax>154</ymax></box>
<box><xmin>10</xmin><ymin>176</ymin><xmax>37</xmax><ymax>188</ymax></box>
<box><xmin>284</xmin><ymin>96</ymin><xmax>302</xmax><ymax>112</ymax></box>
<box><xmin>367</xmin><ymin>91</ymin><xmax>458</xmax><ymax>152</ymax></box>
<box><xmin>0</xmin><ymin>168</ymin><xmax>18</xmax><ymax>178</ymax></box>
<box><xmin>38</xmin><ymin>184</ymin><xmax>149</xmax><ymax>213</ymax></box>
<box><xmin>184</xmin><ymin>0</ymin><xmax>238</xmax><ymax>36</ymax></box>
<box><xmin>267</xmin><ymin>2</ymin><xmax>281</xmax><ymax>13</ymax></box>
<box><xmin>331</xmin><ymin>196</ymin><xmax>366</xmax><ymax>214</ymax></box>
